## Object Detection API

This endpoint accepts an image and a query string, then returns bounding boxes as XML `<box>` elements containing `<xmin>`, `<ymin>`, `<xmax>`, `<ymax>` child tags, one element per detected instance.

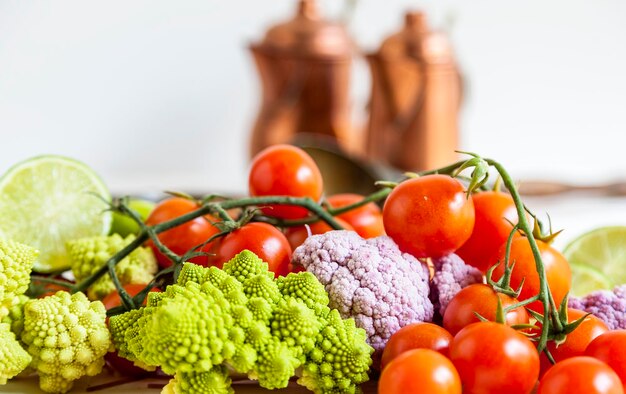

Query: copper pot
<box><xmin>249</xmin><ymin>0</ymin><xmax>359</xmax><ymax>158</ymax></box>
<box><xmin>366</xmin><ymin>12</ymin><xmax>463</xmax><ymax>171</ymax></box>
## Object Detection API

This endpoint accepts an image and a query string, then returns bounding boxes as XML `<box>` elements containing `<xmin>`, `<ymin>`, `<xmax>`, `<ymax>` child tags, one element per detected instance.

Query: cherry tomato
<box><xmin>381</xmin><ymin>322</ymin><xmax>453</xmax><ymax>370</ymax></box>
<box><xmin>284</xmin><ymin>218</ymin><xmax>354</xmax><ymax>250</ymax></box>
<box><xmin>101</xmin><ymin>283</ymin><xmax>160</xmax><ymax>310</ymax></box>
<box><xmin>248</xmin><ymin>144</ymin><xmax>324</xmax><ymax>219</ymax></box>
<box><xmin>586</xmin><ymin>330</ymin><xmax>626</xmax><ymax>390</ymax></box>
<box><xmin>539</xmin><ymin>308</ymin><xmax>609</xmax><ymax>375</ymax></box>
<box><xmin>456</xmin><ymin>191</ymin><xmax>520</xmax><ymax>272</ymax></box>
<box><xmin>443</xmin><ymin>283</ymin><xmax>530</xmax><ymax>336</ymax></box>
<box><xmin>450</xmin><ymin>321</ymin><xmax>539</xmax><ymax>394</ymax></box>
<box><xmin>490</xmin><ymin>237</ymin><xmax>571</xmax><ymax>313</ymax></box>
<box><xmin>209</xmin><ymin>222</ymin><xmax>292</xmax><ymax>277</ymax></box>
<box><xmin>326</xmin><ymin>193</ymin><xmax>385</xmax><ymax>238</ymax></box>
<box><xmin>383</xmin><ymin>175</ymin><xmax>475</xmax><ymax>258</ymax></box>
<box><xmin>379</xmin><ymin>348</ymin><xmax>462</xmax><ymax>394</ymax></box>
<box><xmin>145</xmin><ymin>197</ymin><xmax>221</xmax><ymax>268</ymax></box>
<box><xmin>538</xmin><ymin>356</ymin><xmax>624</xmax><ymax>394</ymax></box>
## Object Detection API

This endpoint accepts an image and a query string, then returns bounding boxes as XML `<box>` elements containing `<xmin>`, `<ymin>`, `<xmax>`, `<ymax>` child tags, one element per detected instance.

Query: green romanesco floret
<box><xmin>109</xmin><ymin>252</ymin><xmax>373</xmax><ymax>394</ymax></box>
<box><xmin>276</xmin><ymin>271</ymin><xmax>330</xmax><ymax>312</ymax></box>
<box><xmin>67</xmin><ymin>234</ymin><xmax>157</xmax><ymax>300</ymax></box>
<box><xmin>161</xmin><ymin>365</ymin><xmax>234</xmax><ymax>394</ymax></box>
<box><xmin>1</xmin><ymin>294</ymin><xmax>29</xmax><ymax>338</ymax></box>
<box><xmin>242</xmin><ymin>274</ymin><xmax>281</xmax><ymax>303</ymax></box>
<box><xmin>298</xmin><ymin>309</ymin><xmax>373</xmax><ymax>394</ymax></box>
<box><xmin>0</xmin><ymin>239</ymin><xmax>38</xmax><ymax>319</ymax></box>
<box><xmin>222</xmin><ymin>250</ymin><xmax>273</xmax><ymax>282</ymax></box>
<box><xmin>21</xmin><ymin>291</ymin><xmax>111</xmax><ymax>394</ymax></box>
<box><xmin>0</xmin><ymin>322</ymin><xmax>31</xmax><ymax>385</ymax></box>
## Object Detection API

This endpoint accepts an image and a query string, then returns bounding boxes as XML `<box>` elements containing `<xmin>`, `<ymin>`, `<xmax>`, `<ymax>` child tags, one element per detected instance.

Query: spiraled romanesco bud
<box><xmin>161</xmin><ymin>366</ymin><xmax>234</xmax><ymax>394</ymax></box>
<box><xmin>1</xmin><ymin>294</ymin><xmax>29</xmax><ymax>338</ymax></box>
<box><xmin>67</xmin><ymin>234</ymin><xmax>157</xmax><ymax>300</ymax></box>
<box><xmin>108</xmin><ymin>308</ymin><xmax>154</xmax><ymax>371</ymax></box>
<box><xmin>250</xmin><ymin>337</ymin><xmax>300</xmax><ymax>390</ymax></box>
<box><xmin>0</xmin><ymin>322</ymin><xmax>31</xmax><ymax>385</ymax></box>
<box><xmin>176</xmin><ymin>262</ymin><xmax>208</xmax><ymax>286</ymax></box>
<box><xmin>298</xmin><ymin>309</ymin><xmax>373</xmax><ymax>394</ymax></box>
<box><xmin>276</xmin><ymin>272</ymin><xmax>330</xmax><ymax>312</ymax></box>
<box><xmin>242</xmin><ymin>274</ymin><xmax>281</xmax><ymax>303</ymax></box>
<box><xmin>223</xmin><ymin>250</ymin><xmax>272</xmax><ymax>283</ymax></box>
<box><xmin>21</xmin><ymin>291</ymin><xmax>111</xmax><ymax>394</ymax></box>
<box><xmin>271</xmin><ymin>298</ymin><xmax>320</xmax><ymax>360</ymax></box>
<box><xmin>0</xmin><ymin>239</ymin><xmax>38</xmax><ymax>318</ymax></box>
<box><xmin>246</xmin><ymin>297</ymin><xmax>274</xmax><ymax>325</ymax></box>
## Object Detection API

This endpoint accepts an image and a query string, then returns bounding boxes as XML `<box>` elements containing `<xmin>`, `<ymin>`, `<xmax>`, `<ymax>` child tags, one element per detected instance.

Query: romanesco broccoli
<box><xmin>0</xmin><ymin>322</ymin><xmax>31</xmax><ymax>385</ymax></box>
<box><xmin>1</xmin><ymin>294</ymin><xmax>29</xmax><ymax>338</ymax></box>
<box><xmin>21</xmin><ymin>291</ymin><xmax>111</xmax><ymax>393</ymax></box>
<box><xmin>109</xmin><ymin>250</ymin><xmax>373</xmax><ymax>393</ymax></box>
<box><xmin>162</xmin><ymin>366</ymin><xmax>234</xmax><ymax>394</ymax></box>
<box><xmin>66</xmin><ymin>234</ymin><xmax>157</xmax><ymax>300</ymax></box>
<box><xmin>0</xmin><ymin>239</ymin><xmax>38</xmax><ymax>319</ymax></box>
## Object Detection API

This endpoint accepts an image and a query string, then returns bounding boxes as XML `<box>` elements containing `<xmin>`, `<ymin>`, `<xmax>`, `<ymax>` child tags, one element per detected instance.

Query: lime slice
<box><xmin>563</xmin><ymin>226</ymin><xmax>626</xmax><ymax>296</ymax></box>
<box><xmin>0</xmin><ymin>155</ymin><xmax>111</xmax><ymax>272</ymax></box>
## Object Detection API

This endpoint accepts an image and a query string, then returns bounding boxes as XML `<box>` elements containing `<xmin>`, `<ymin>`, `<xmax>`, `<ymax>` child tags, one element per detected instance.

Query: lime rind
<box><xmin>0</xmin><ymin>155</ymin><xmax>112</xmax><ymax>272</ymax></box>
<box><xmin>563</xmin><ymin>226</ymin><xmax>626</xmax><ymax>297</ymax></box>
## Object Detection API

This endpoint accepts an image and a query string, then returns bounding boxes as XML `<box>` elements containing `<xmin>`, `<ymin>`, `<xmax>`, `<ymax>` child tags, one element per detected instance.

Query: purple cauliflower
<box><xmin>568</xmin><ymin>285</ymin><xmax>626</xmax><ymax>330</ymax></box>
<box><xmin>291</xmin><ymin>231</ymin><xmax>433</xmax><ymax>363</ymax></box>
<box><xmin>429</xmin><ymin>254</ymin><xmax>484</xmax><ymax>320</ymax></box>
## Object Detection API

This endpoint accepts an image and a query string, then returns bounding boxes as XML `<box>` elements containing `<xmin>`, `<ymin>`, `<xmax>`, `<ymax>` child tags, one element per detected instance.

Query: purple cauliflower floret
<box><xmin>292</xmin><ymin>231</ymin><xmax>433</xmax><ymax>364</ymax></box>
<box><xmin>430</xmin><ymin>253</ymin><xmax>483</xmax><ymax>318</ymax></box>
<box><xmin>567</xmin><ymin>285</ymin><xmax>626</xmax><ymax>330</ymax></box>
<box><xmin>429</xmin><ymin>254</ymin><xmax>483</xmax><ymax>320</ymax></box>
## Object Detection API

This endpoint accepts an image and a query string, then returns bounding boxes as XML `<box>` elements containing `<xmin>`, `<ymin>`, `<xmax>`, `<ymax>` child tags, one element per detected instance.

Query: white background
<box><xmin>1</xmin><ymin>0</ymin><xmax>626</xmax><ymax>243</ymax></box>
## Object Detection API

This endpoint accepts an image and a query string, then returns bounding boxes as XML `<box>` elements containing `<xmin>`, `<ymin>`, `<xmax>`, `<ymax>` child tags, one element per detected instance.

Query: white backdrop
<box><xmin>1</xmin><ymin>0</ymin><xmax>625</xmax><ymax>195</ymax></box>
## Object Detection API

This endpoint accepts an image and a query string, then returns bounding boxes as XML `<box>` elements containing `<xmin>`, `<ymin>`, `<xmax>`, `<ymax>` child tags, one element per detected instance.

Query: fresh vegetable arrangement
<box><xmin>0</xmin><ymin>146</ymin><xmax>626</xmax><ymax>394</ymax></box>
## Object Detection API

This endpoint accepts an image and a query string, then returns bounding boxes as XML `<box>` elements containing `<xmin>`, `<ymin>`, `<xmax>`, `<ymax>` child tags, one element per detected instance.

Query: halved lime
<box><xmin>563</xmin><ymin>226</ymin><xmax>626</xmax><ymax>296</ymax></box>
<box><xmin>0</xmin><ymin>155</ymin><xmax>111</xmax><ymax>272</ymax></box>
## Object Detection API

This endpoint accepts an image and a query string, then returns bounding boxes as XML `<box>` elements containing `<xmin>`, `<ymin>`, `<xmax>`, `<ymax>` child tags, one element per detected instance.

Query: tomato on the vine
<box><xmin>248</xmin><ymin>144</ymin><xmax>324</xmax><ymax>219</ymax></box>
<box><xmin>145</xmin><ymin>197</ymin><xmax>221</xmax><ymax>268</ymax></box>
<box><xmin>538</xmin><ymin>357</ymin><xmax>624</xmax><ymax>394</ymax></box>
<box><xmin>381</xmin><ymin>322</ymin><xmax>453</xmax><ymax>370</ymax></box>
<box><xmin>101</xmin><ymin>283</ymin><xmax>160</xmax><ymax>310</ymax></box>
<box><xmin>538</xmin><ymin>308</ymin><xmax>608</xmax><ymax>375</ymax></box>
<box><xmin>443</xmin><ymin>283</ymin><xmax>529</xmax><ymax>336</ymax></box>
<box><xmin>456</xmin><ymin>191</ymin><xmax>520</xmax><ymax>272</ymax></box>
<box><xmin>382</xmin><ymin>175</ymin><xmax>475</xmax><ymax>258</ymax></box>
<box><xmin>449</xmin><ymin>321</ymin><xmax>539</xmax><ymax>394</ymax></box>
<box><xmin>326</xmin><ymin>193</ymin><xmax>385</xmax><ymax>238</ymax></box>
<box><xmin>209</xmin><ymin>222</ymin><xmax>292</xmax><ymax>277</ymax></box>
<box><xmin>284</xmin><ymin>217</ymin><xmax>354</xmax><ymax>250</ymax></box>
<box><xmin>586</xmin><ymin>330</ymin><xmax>626</xmax><ymax>390</ymax></box>
<box><xmin>379</xmin><ymin>348</ymin><xmax>462</xmax><ymax>394</ymax></box>
<box><xmin>490</xmin><ymin>237</ymin><xmax>571</xmax><ymax>313</ymax></box>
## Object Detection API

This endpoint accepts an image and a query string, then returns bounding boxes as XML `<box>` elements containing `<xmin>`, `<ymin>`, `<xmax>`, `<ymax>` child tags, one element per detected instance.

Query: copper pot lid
<box><xmin>377</xmin><ymin>11</ymin><xmax>454</xmax><ymax>64</ymax></box>
<box><xmin>253</xmin><ymin>0</ymin><xmax>353</xmax><ymax>59</ymax></box>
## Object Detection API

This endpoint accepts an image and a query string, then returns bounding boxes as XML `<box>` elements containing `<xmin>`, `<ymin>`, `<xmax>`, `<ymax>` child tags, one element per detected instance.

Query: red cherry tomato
<box><xmin>248</xmin><ymin>144</ymin><xmax>324</xmax><ymax>219</ymax></box>
<box><xmin>381</xmin><ymin>322</ymin><xmax>453</xmax><ymax>370</ymax></box>
<box><xmin>209</xmin><ymin>222</ymin><xmax>292</xmax><ymax>277</ymax></box>
<box><xmin>326</xmin><ymin>193</ymin><xmax>385</xmax><ymax>238</ymax></box>
<box><xmin>456</xmin><ymin>191</ymin><xmax>520</xmax><ymax>272</ymax></box>
<box><xmin>101</xmin><ymin>283</ymin><xmax>160</xmax><ymax>310</ymax></box>
<box><xmin>491</xmin><ymin>237</ymin><xmax>571</xmax><ymax>313</ymax></box>
<box><xmin>538</xmin><ymin>356</ymin><xmax>624</xmax><ymax>394</ymax></box>
<box><xmin>443</xmin><ymin>283</ymin><xmax>530</xmax><ymax>336</ymax></box>
<box><xmin>450</xmin><ymin>321</ymin><xmax>540</xmax><ymax>394</ymax></box>
<box><xmin>284</xmin><ymin>218</ymin><xmax>354</xmax><ymax>250</ymax></box>
<box><xmin>145</xmin><ymin>197</ymin><xmax>221</xmax><ymax>268</ymax></box>
<box><xmin>539</xmin><ymin>309</ymin><xmax>609</xmax><ymax>375</ymax></box>
<box><xmin>379</xmin><ymin>348</ymin><xmax>462</xmax><ymax>394</ymax></box>
<box><xmin>383</xmin><ymin>175</ymin><xmax>475</xmax><ymax>258</ymax></box>
<box><xmin>586</xmin><ymin>330</ymin><xmax>626</xmax><ymax>390</ymax></box>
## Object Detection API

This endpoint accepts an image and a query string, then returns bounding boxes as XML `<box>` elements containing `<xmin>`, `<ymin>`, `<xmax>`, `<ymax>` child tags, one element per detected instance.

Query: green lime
<box><xmin>110</xmin><ymin>198</ymin><xmax>155</xmax><ymax>237</ymax></box>
<box><xmin>0</xmin><ymin>155</ymin><xmax>111</xmax><ymax>272</ymax></box>
<box><xmin>563</xmin><ymin>226</ymin><xmax>626</xmax><ymax>296</ymax></box>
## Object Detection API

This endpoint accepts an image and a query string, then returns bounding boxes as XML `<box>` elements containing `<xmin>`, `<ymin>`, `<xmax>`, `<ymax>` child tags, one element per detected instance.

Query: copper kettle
<box><xmin>366</xmin><ymin>12</ymin><xmax>463</xmax><ymax>171</ymax></box>
<box><xmin>248</xmin><ymin>0</ymin><xmax>359</xmax><ymax>158</ymax></box>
